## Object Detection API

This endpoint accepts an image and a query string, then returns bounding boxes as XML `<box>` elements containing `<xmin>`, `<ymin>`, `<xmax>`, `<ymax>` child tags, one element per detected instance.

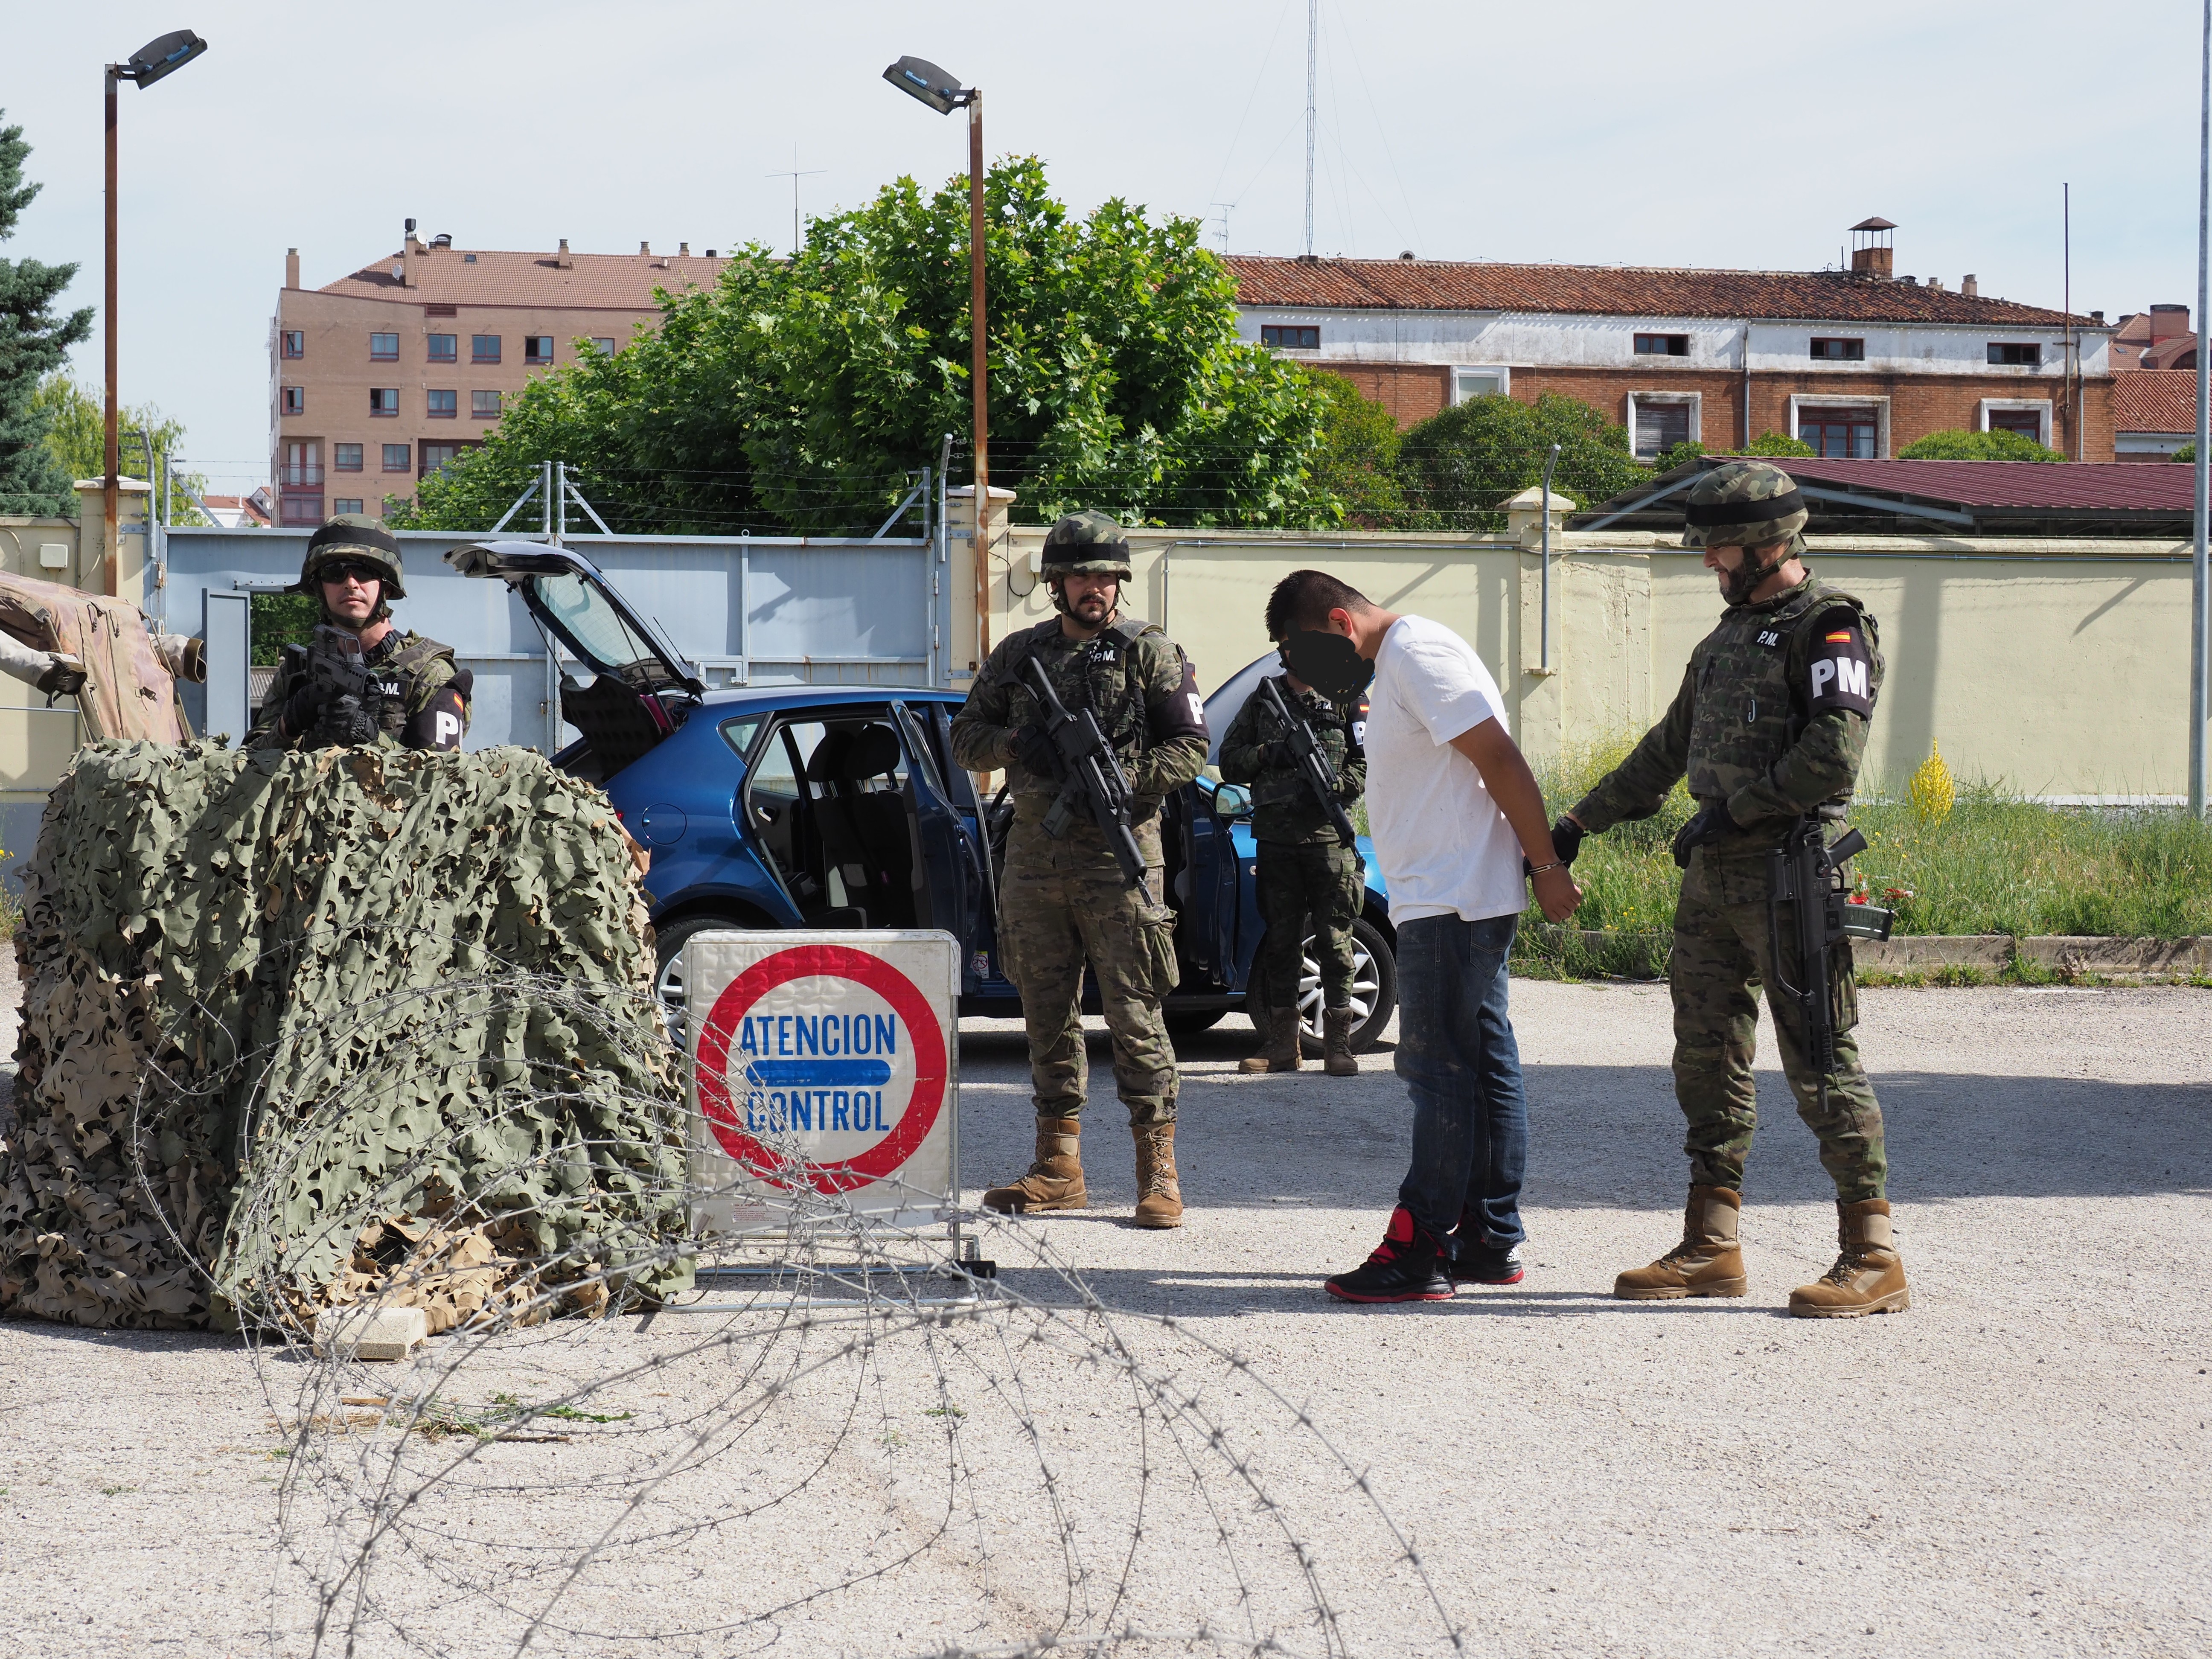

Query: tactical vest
<box><xmin>997</xmin><ymin>612</ymin><xmax>1165</xmax><ymax>767</ymax></box>
<box><xmin>1685</xmin><ymin>577</ymin><xmax>1880</xmax><ymax>812</ymax></box>
<box><xmin>278</xmin><ymin>631</ymin><xmax>457</xmax><ymax>742</ymax></box>
<box><xmin>1247</xmin><ymin>676</ymin><xmax>1356</xmax><ymax>841</ymax></box>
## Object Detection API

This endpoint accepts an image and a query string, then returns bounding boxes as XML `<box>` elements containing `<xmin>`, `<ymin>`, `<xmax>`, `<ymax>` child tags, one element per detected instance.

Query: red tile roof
<box><xmin>315</xmin><ymin>247</ymin><xmax>726</xmax><ymax>311</ymax></box>
<box><xmin>1226</xmin><ymin>255</ymin><xmax>2094</xmax><ymax>328</ymax></box>
<box><xmin>1773</xmin><ymin>458</ymin><xmax>2191</xmax><ymax>512</ymax></box>
<box><xmin>2113</xmin><ymin>370</ymin><xmax>2200</xmax><ymax>434</ymax></box>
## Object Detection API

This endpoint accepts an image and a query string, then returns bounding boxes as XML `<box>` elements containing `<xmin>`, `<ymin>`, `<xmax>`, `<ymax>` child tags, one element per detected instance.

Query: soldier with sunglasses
<box><xmin>247</xmin><ymin>516</ymin><xmax>470</xmax><ymax>753</ymax></box>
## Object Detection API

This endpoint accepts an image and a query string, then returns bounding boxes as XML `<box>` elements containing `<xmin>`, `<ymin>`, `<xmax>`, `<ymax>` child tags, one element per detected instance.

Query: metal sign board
<box><xmin>685</xmin><ymin>930</ymin><xmax>959</xmax><ymax>1236</ymax></box>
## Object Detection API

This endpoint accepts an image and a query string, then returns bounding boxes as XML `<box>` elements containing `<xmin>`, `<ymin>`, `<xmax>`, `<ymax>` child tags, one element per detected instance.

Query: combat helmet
<box><xmin>1681</xmin><ymin>460</ymin><xmax>1809</xmax><ymax>556</ymax></box>
<box><xmin>1039</xmin><ymin>510</ymin><xmax>1132</xmax><ymax>579</ymax></box>
<box><xmin>290</xmin><ymin>515</ymin><xmax>407</xmax><ymax>600</ymax></box>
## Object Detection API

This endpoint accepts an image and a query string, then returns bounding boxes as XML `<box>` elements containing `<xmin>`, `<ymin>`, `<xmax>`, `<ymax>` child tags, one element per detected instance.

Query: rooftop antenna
<box><xmin>768</xmin><ymin>143</ymin><xmax>825</xmax><ymax>259</ymax></box>
<box><xmin>1210</xmin><ymin>201</ymin><xmax>1234</xmax><ymax>254</ymax></box>
<box><xmin>1303</xmin><ymin>0</ymin><xmax>1317</xmax><ymax>256</ymax></box>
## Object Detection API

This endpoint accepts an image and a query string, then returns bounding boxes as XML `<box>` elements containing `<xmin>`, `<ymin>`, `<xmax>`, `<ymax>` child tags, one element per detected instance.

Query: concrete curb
<box><xmin>2018</xmin><ymin>935</ymin><xmax>2212</xmax><ymax>975</ymax></box>
<box><xmin>1852</xmin><ymin>935</ymin><xmax>2012</xmax><ymax>971</ymax></box>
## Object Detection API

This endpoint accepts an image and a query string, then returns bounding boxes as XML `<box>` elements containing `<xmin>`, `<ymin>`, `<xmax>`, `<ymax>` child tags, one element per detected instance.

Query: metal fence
<box><xmin>162</xmin><ymin>498</ymin><xmax>952</xmax><ymax>755</ymax></box>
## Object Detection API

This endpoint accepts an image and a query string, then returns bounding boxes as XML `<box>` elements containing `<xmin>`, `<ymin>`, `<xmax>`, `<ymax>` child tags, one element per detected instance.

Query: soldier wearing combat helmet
<box><xmin>247</xmin><ymin>516</ymin><xmax>471</xmax><ymax>753</ymax></box>
<box><xmin>950</xmin><ymin>510</ymin><xmax>1210</xmax><ymax>1228</ymax></box>
<box><xmin>1553</xmin><ymin>460</ymin><xmax>1909</xmax><ymax>1318</ymax></box>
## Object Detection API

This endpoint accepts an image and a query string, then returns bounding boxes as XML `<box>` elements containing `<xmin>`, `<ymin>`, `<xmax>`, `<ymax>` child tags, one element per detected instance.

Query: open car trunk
<box><xmin>445</xmin><ymin>541</ymin><xmax>704</xmax><ymax>779</ymax></box>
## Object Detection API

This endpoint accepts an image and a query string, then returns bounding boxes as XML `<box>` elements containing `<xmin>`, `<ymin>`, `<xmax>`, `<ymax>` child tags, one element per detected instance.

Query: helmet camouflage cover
<box><xmin>1681</xmin><ymin>460</ymin><xmax>1809</xmax><ymax>555</ymax></box>
<box><xmin>291</xmin><ymin>515</ymin><xmax>407</xmax><ymax>599</ymax></box>
<box><xmin>1039</xmin><ymin>510</ymin><xmax>1133</xmax><ymax>579</ymax></box>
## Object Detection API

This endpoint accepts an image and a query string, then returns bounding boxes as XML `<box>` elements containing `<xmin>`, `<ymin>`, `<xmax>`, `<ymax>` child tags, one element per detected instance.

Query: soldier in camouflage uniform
<box><xmin>247</xmin><ymin>517</ymin><xmax>470</xmax><ymax>754</ymax></box>
<box><xmin>950</xmin><ymin>512</ymin><xmax>1210</xmax><ymax>1228</ymax></box>
<box><xmin>1217</xmin><ymin>655</ymin><xmax>1365</xmax><ymax>1076</ymax></box>
<box><xmin>1558</xmin><ymin>462</ymin><xmax>1909</xmax><ymax>1318</ymax></box>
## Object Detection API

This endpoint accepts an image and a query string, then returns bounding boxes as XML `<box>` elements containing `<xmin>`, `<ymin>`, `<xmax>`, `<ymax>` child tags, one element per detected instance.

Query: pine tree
<box><xmin>0</xmin><ymin>111</ymin><xmax>95</xmax><ymax>517</ymax></box>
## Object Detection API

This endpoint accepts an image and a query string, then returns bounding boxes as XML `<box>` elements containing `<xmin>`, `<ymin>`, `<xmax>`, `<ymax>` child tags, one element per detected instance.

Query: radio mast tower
<box><xmin>1303</xmin><ymin>0</ymin><xmax>1317</xmax><ymax>256</ymax></box>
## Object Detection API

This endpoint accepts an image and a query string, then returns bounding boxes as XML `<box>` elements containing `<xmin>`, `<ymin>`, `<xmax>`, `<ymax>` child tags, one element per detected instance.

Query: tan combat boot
<box><xmin>1614</xmin><ymin>1185</ymin><xmax>1748</xmax><ymax>1300</ymax></box>
<box><xmin>1132</xmin><ymin>1123</ymin><xmax>1184</xmax><ymax>1228</ymax></box>
<box><xmin>1321</xmin><ymin>1007</ymin><xmax>1358</xmax><ymax>1076</ymax></box>
<box><xmin>1788</xmin><ymin>1198</ymin><xmax>1910</xmax><ymax>1317</ymax></box>
<box><xmin>1238</xmin><ymin>1007</ymin><xmax>1304</xmax><ymax>1074</ymax></box>
<box><xmin>982</xmin><ymin>1116</ymin><xmax>1087</xmax><ymax>1214</ymax></box>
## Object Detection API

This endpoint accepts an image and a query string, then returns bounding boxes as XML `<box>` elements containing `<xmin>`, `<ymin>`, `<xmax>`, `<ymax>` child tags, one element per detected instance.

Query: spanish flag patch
<box><xmin>1825</xmin><ymin>630</ymin><xmax>1854</xmax><ymax>642</ymax></box>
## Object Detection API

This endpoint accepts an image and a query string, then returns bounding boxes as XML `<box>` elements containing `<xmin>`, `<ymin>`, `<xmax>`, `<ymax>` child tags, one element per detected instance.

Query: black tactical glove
<box><xmin>1671</xmin><ymin>802</ymin><xmax>1737</xmax><ymax>869</ymax></box>
<box><xmin>1009</xmin><ymin>723</ymin><xmax>1059</xmax><ymax>776</ymax></box>
<box><xmin>279</xmin><ymin>678</ymin><xmax>330</xmax><ymax>740</ymax></box>
<box><xmin>34</xmin><ymin>654</ymin><xmax>86</xmax><ymax>702</ymax></box>
<box><xmin>1261</xmin><ymin>739</ymin><xmax>1295</xmax><ymax>768</ymax></box>
<box><xmin>1549</xmin><ymin>816</ymin><xmax>1585</xmax><ymax>867</ymax></box>
<box><xmin>314</xmin><ymin>694</ymin><xmax>379</xmax><ymax>749</ymax></box>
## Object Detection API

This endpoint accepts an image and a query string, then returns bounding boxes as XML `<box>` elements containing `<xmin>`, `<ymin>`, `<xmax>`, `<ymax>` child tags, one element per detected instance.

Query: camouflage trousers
<box><xmin>1254</xmin><ymin>839</ymin><xmax>1362</xmax><ymax>1009</ymax></box>
<box><xmin>1670</xmin><ymin>848</ymin><xmax>1887</xmax><ymax>1202</ymax></box>
<box><xmin>998</xmin><ymin>818</ymin><xmax>1180</xmax><ymax>1128</ymax></box>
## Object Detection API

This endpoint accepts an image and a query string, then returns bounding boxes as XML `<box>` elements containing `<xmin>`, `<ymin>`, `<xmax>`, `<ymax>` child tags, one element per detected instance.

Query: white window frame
<box><xmin>1451</xmin><ymin>364</ymin><xmax>1512</xmax><ymax>405</ymax></box>
<box><xmin>1790</xmin><ymin>393</ymin><xmax>1891</xmax><ymax>458</ymax></box>
<box><xmin>1977</xmin><ymin>398</ymin><xmax>2053</xmax><ymax>446</ymax></box>
<box><xmin>1625</xmin><ymin>390</ymin><xmax>1701</xmax><ymax>460</ymax></box>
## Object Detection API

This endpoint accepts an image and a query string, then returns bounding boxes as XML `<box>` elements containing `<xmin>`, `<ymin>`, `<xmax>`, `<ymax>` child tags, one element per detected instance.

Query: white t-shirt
<box><xmin>1364</xmin><ymin>614</ymin><xmax>1525</xmax><ymax>924</ymax></box>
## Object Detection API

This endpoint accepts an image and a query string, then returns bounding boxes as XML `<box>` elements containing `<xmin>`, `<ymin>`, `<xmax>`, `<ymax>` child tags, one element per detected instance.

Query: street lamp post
<box><xmin>884</xmin><ymin>55</ymin><xmax>990</xmax><ymax>661</ymax></box>
<box><xmin>103</xmin><ymin>29</ymin><xmax>207</xmax><ymax>599</ymax></box>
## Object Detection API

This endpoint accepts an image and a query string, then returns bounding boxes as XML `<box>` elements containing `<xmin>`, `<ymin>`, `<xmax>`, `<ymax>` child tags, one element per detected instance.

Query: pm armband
<box><xmin>1147</xmin><ymin>651</ymin><xmax>1209</xmax><ymax>743</ymax></box>
<box><xmin>1805</xmin><ymin>609</ymin><xmax>1874</xmax><ymax>718</ymax></box>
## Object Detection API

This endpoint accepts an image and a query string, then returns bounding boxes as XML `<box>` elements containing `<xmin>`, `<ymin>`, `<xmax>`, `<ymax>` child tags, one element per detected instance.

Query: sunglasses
<box><xmin>318</xmin><ymin>561</ymin><xmax>384</xmax><ymax>587</ymax></box>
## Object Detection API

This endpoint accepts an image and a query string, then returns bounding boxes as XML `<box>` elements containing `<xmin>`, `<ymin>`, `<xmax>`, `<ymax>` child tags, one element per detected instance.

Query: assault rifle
<box><xmin>1765</xmin><ymin>817</ymin><xmax>1895</xmax><ymax>1112</ymax></box>
<box><xmin>1255</xmin><ymin>676</ymin><xmax>1359</xmax><ymax>846</ymax></box>
<box><xmin>306</xmin><ymin>623</ymin><xmax>379</xmax><ymax>747</ymax></box>
<box><xmin>1020</xmin><ymin>656</ymin><xmax>1148</xmax><ymax>890</ymax></box>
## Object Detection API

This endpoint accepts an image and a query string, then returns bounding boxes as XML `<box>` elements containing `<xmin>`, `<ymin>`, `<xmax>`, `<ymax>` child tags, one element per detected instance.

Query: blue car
<box><xmin>450</xmin><ymin>541</ymin><xmax>1398</xmax><ymax>1050</ymax></box>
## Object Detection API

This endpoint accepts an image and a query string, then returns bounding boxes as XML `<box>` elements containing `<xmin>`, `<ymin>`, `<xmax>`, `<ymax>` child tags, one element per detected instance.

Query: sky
<box><xmin>3</xmin><ymin>0</ymin><xmax>2199</xmax><ymax>489</ymax></box>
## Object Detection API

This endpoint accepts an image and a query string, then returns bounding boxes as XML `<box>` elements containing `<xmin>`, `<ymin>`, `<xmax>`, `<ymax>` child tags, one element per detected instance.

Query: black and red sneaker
<box><xmin>1324</xmin><ymin>1207</ymin><xmax>1453</xmax><ymax>1304</ymax></box>
<box><xmin>1451</xmin><ymin>1240</ymin><xmax>1525</xmax><ymax>1285</ymax></box>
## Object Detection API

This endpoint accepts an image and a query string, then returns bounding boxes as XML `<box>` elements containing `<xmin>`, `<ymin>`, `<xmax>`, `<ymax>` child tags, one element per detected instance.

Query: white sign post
<box><xmin>683</xmin><ymin>931</ymin><xmax>963</xmax><ymax>1253</ymax></box>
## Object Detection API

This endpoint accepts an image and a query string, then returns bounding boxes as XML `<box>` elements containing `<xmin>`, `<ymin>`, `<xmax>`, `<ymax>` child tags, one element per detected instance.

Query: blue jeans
<box><xmin>1392</xmin><ymin>912</ymin><xmax>1527</xmax><ymax>1249</ymax></box>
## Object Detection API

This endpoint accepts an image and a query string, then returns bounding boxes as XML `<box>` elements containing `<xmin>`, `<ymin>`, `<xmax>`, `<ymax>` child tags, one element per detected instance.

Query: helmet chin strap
<box><xmin>1723</xmin><ymin>544</ymin><xmax>1788</xmax><ymax>606</ymax></box>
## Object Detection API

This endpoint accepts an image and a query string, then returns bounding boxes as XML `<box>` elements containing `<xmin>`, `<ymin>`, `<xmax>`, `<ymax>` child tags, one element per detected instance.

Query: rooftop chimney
<box><xmin>678</xmin><ymin>241</ymin><xmax>690</xmax><ymax>256</ymax></box>
<box><xmin>1961</xmin><ymin>273</ymin><xmax>1978</xmax><ymax>297</ymax></box>
<box><xmin>1849</xmin><ymin>216</ymin><xmax>1896</xmax><ymax>279</ymax></box>
<box><xmin>640</xmin><ymin>240</ymin><xmax>651</xmax><ymax>255</ymax></box>
<box><xmin>2151</xmin><ymin>303</ymin><xmax>2191</xmax><ymax>341</ymax></box>
<box><xmin>556</xmin><ymin>237</ymin><xmax>573</xmax><ymax>270</ymax></box>
<box><xmin>1927</xmin><ymin>276</ymin><xmax>1944</xmax><ymax>293</ymax></box>
<box><xmin>285</xmin><ymin>247</ymin><xmax>300</xmax><ymax>288</ymax></box>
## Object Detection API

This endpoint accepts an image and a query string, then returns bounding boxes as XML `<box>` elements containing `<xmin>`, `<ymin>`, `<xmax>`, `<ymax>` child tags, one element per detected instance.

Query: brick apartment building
<box><xmin>1229</xmin><ymin>220</ymin><xmax>2115</xmax><ymax>461</ymax></box>
<box><xmin>270</xmin><ymin>228</ymin><xmax>726</xmax><ymax>526</ymax></box>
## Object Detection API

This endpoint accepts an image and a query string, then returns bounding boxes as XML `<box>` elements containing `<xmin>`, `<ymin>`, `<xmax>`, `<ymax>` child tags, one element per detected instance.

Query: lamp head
<box><xmin>882</xmin><ymin>55</ymin><xmax>967</xmax><ymax>115</ymax></box>
<box><xmin>122</xmin><ymin>29</ymin><xmax>207</xmax><ymax>87</ymax></box>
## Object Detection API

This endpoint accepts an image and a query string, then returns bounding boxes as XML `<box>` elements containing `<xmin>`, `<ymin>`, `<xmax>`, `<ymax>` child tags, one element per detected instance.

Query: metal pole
<box><xmin>1540</xmin><ymin>442</ymin><xmax>1560</xmax><ymax>671</ymax></box>
<box><xmin>968</xmin><ymin>90</ymin><xmax>990</xmax><ymax>664</ymax></box>
<box><xmin>2196</xmin><ymin>0</ymin><xmax>2211</xmax><ymax>818</ymax></box>
<box><xmin>103</xmin><ymin>67</ymin><xmax>119</xmax><ymax>598</ymax></box>
<box><xmin>2064</xmin><ymin>183</ymin><xmax>2077</xmax><ymax>460</ymax></box>
<box><xmin>556</xmin><ymin>459</ymin><xmax>567</xmax><ymax>546</ymax></box>
<box><xmin>541</xmin><ymin>458</ymin><xmax>553</xmax><ymax>541</ymax></box>
<box><xmin>1304</xmin><ymin>0</ymin><xmax>1317</xmax><ymax>258</ymax></box>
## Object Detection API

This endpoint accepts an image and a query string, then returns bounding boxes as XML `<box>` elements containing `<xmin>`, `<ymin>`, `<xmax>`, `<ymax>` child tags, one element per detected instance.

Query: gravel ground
<box><xmin>2</xmin><ymin>977</ymin><xmax>2207</xmax><ymax>1658</ymax></box>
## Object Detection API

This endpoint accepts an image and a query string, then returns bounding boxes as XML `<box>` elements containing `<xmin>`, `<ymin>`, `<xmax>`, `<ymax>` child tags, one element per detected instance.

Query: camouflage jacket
<box><xmin>949</xmin><ymin>613</ymin><xmax>1209</xmax><ymax>828</ymax></box>
<box><xmin>1217</xmin><ymin>675</ymin><xmax>1365</xmax><ymax>845</ymax></box>
<box><xmin>1571</xmin><ymin>573</ymin><xmax>1882</xmax><ymax>849</ymax></box>
<box><xmin>246</xmin><ymin>628</ymin><xmax>471</xmax><ymax>753</ymax></box>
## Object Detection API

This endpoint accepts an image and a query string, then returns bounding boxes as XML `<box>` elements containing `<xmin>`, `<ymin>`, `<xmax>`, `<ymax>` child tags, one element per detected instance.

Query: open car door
<box><xmin>446</xmin><ymin>541</ymin><xmax>704</xmax><ymax>777</ymax></box>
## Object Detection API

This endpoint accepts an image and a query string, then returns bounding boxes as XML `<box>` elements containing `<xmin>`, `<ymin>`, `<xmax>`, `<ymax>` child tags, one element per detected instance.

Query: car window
<box><xmin>895</xmin><ymin>706</ymin><xmax>944</xmax><ymax>798</ymax></box>
<box><xmin>718</xmin><ymin>716</ymin><xmax>763</xmax><ymax>763</ymax></box>
<box><xmin>529</xmin><ymin>571</ymin><xmax>664</xmax><ymax>674</ymax></box>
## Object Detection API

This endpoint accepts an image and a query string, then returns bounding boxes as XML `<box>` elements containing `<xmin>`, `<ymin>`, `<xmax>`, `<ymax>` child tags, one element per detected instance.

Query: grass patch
<box><xmin>1506</xmin><ymin>736</ymin><xmax>2212</xmax><ymax>977</ymax></box>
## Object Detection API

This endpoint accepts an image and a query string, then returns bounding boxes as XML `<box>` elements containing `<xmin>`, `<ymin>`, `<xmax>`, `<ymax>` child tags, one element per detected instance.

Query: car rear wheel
<box><xmin>653</xmin><ymin>913</ymin><xmax>753</xmax><ymax>1048</ymax></box>
<box><xmin>1247</xmin><ymin>916</ymin><xmax>1396</xmax><ymax>1052</ymax></box>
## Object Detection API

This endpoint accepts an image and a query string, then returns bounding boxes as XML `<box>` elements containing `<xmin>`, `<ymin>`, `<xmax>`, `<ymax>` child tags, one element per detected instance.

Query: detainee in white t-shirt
<box><xmin>1267</xmin><ymin>568</ymin><xmax>1582</xmax><ymax>1304</ymax></box>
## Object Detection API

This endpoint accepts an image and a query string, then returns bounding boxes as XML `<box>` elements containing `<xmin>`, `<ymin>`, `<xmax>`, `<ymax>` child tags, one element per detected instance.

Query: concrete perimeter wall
<box><xmin>951</xmin><ymin>495</ymin><xmax>2193</xmax><ymax>801</ymax></box>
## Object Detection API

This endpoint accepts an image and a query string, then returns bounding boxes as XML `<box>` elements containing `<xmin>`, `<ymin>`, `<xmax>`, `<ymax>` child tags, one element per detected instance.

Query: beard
<box><xmin>1721</xmin><ymin>547</ymin><xmax>1785</xmax><ymax>607</ymax></box>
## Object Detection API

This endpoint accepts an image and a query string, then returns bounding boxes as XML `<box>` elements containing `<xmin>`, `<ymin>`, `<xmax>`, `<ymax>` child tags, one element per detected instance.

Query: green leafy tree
<box><xmin>0</xmin><ymin>112</ymin><xmax>94</xmax><ymax>517</ymax></box>
<box><xmin>1395</xmin><ymin>392</ymin><xmax>1649</xmax><ymax>533</ymax></box>
<box><xmin>1654</xmin><ymin>439</ymin><xmax>1707</xmax><ymax>473</ymax></box>
<box><xmin>31</xmin><ymin>373</ymin><xmax>209</xmax><ymax>521</ymax></box>
<box><xmin>1898</xmin><ymin>427</ymin><xmax>2064</xmax><ymax>463</ymax></box>
<box><xmin>2174</xmin><ymin>442</ymin><xmax>2196</xmax><ymax>464</ymax></box>
<box><xmin>1744</xmin><ymin>429</ymin><xmax>1816</xmax><ymax>458</ymax></box>
<box><xmin>393</xmin><ymin>158</ymin><xmax>1332</xmax><ymax>534</ymax></box>
<box><xmin>1305</xmin><ymin>371</ymin><xmax>1403</xmax><ymax>527</ymax></box>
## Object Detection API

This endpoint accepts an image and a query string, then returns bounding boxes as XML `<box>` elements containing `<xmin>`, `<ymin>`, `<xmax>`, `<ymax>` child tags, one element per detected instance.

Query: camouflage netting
<box><xmin>0</xmin><ymin>740</ymin><xmax>693</xmax><ymax>1331</ymax></box>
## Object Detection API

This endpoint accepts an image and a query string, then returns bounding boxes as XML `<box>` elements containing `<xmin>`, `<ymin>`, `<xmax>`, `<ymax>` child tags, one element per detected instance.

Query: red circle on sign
<box><xmin>696</xmin><ymin>944</ymin><xmax>947</xmax><ymax>1194</ymax></box>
